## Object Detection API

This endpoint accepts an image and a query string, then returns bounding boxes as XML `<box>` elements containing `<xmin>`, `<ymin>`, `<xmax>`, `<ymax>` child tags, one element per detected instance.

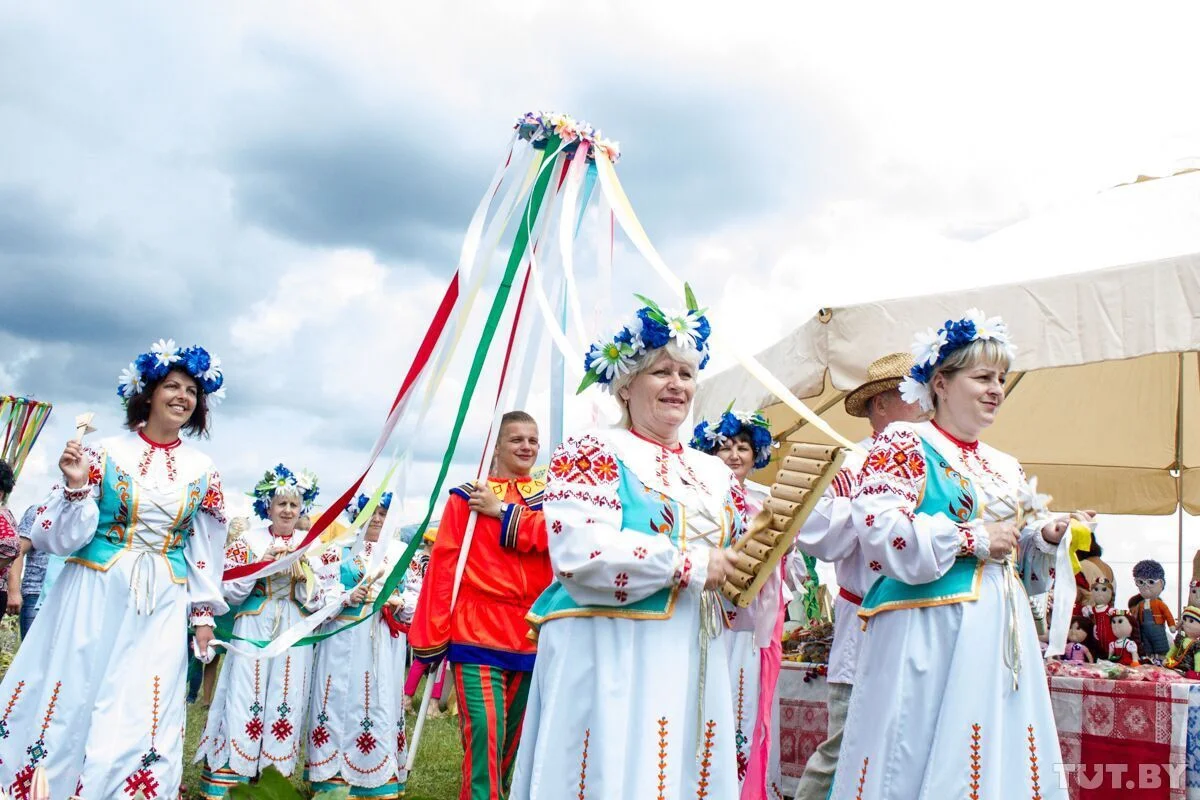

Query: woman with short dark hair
<box><xmin>0</xmin><ymin>338</ymin><xmax>228</xmax><ymax>799</ymax></box>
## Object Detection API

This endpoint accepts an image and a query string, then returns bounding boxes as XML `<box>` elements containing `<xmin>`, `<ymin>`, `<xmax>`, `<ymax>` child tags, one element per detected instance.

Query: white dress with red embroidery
<box><xmin>830</xmin><ymin>421</ymin><xmax>1065</xmax><ymax>800</ymax></box>
<box><xmin>304</xmin><ymin>538</ymin><xmax>410</xmax><ymax>792</ymax></box>
<box><xmin>511</xmin><ymin>427</ymin><xmax>748</xmax><ymax>800</ymax></box>
<box><xmin>195</xmin><ymin>521</ymin><xmax>336</xmax><ymax>780</ymax></box>
<box><xmin>0</xmin><ymin>431</ymin><xmax>227</xmax><ymax>800</ymax></box>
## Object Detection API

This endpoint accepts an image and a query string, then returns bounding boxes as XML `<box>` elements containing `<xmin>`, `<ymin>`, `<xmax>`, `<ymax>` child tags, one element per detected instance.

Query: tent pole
<box><xmin>1175</xmin><ymin>352</ymin><xmax>1185</xmax><ymax>612</ymax></box>
<box><xmin>1179</xmin><ymin>503</ymin><xmax>1185</xmax><ymax>612</ymax></box>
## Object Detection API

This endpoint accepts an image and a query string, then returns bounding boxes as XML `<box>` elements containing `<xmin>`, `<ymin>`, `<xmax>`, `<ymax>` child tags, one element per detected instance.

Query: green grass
<box><xmin>180</xmin><ymin>687</ymin><xmax>463</xmax><ymax>799</ymax></box>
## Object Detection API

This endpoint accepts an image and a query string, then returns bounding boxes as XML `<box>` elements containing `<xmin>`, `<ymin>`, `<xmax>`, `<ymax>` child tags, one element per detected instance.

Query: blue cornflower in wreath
<box><xmin>689</xmin><ymin>405</ymin><xmax>775</xmax><ymax>469</ymax></box>
<box><xmin>250</xmin><ymin>463</ymin><xmax>319</xmax><ymax>520</ymax></box>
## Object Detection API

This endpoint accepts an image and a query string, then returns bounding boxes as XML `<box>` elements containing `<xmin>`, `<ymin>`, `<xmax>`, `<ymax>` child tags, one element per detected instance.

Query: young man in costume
<box><xmin>791</xmin><ymin>353</ymin><xmax>924</xmax><ymax>800</ymax></box>
<box><xmin>409</xmin><ymin>410</ymin><xmax>552</xmax><ymax>800</ymax></box>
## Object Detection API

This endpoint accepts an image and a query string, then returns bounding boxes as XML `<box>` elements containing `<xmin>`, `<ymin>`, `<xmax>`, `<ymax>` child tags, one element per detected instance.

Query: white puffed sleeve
<box><xmin>544</xmin><ymin>434</ymin><xmax>706</xmax><ymax>608</ymax></box>
<box><xmin>30</xmin><ymin>446</ymin><xmax>104</xmax><ymax>556</ymax></box>
<box><xmin>186</xmin><ymin>468</ymin><xmax>230</xmax><ymax>625</ymax></box>
<box><xmin>852</xmin><ymin>425</ymin><xmax>987</xmax><ymax>585</ymax></box>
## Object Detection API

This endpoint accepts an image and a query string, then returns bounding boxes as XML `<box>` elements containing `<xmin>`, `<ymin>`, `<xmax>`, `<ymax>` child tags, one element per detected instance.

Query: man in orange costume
<box><xmin>409</xmin><ymin>410</ymin><xmax>552</xmax><ymax>800</ymax></box>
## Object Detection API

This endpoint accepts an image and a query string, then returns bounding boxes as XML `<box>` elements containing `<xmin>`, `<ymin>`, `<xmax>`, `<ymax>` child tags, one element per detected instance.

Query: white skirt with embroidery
<box><xmin>511</xmin><ymin>589</ymin><xmax>739</xmax><ymax>800</ymax></box>
<box><xmin>830</xmin><ymin>562</ymin><xmax>1066</xmax><ymax>799</ymax></box>
<box><xmin>304</xmin><ymin>615</ymin><xmax>408</xmax><ymax>788</ymax></box>
<box><xmin>0</xmin><ymin>560</ymin><xmax>189</xmax><ymax>800</ymax></box>
<box><xmin>724</xmin><ymin>628</ymin><xmax>760</xmax><ymax>789</ymax></box>
<box><xmin>195</xmin><ymin>596</ymin><xmax>315</xmax><ymax>777</ymax></box>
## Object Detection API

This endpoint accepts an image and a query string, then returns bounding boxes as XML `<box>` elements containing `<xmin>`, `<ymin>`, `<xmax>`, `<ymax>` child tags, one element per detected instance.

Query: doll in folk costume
<box><xmin>1107</xmin><ymin>611</ymin><xmax>1140</xmax><ymax>666</ymax></box>
<box><xmin>1189</xmin><ymin>579</ymin><xmax>1200</xmax><ymax>610</ymax></box>
<box><xmin>1165</xmin><ymin>606</ymin><xmax>1200</xmax><ymax>678</ymax></box>
<box><xmin>1084</xmin><ymin>577</ymin><xmax>1118</xmax><ymax>654</ymax></box>
<box><xmin>1130</xmin><ymin>559</ymin><xmax>1175</xmax><ymax>664</ymax></box>
<box><xmin>1061</xmin><ymin>616</ymin><xmax>1101</xmax><ymax>663</ymax></box>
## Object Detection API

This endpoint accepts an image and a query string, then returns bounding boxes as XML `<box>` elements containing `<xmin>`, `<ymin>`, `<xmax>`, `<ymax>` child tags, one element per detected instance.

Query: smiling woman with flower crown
<box><xmin>511</xmin><ymin>287</ymin><xmax>746</xmax><ymax>800</ymax></box>
<box><xmin>0</xmin><ymin>338</ymin><xmax>228</xmax><ymax>799</ymax></box>
<box><xmin>196</xmin><ymin>463</ymin><xmax>336</xmax><ymax>797</ymax></box>
<box><xmin>828</xmin><ymin>310</ymin><xmax>1075</xmax><ymax>800</ymax></box>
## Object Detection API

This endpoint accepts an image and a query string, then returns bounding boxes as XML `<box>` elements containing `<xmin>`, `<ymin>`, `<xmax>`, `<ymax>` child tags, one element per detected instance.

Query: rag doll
<box><xmin>1130</xmin><ymin>559</ymin><xmax>1175</xmax><ymax>664</ymax></box>
<box><xmin>1061</xmin><ymin>615</ymin><xmax>1100</xmax><ymax>663</ymax></box>
<box><xmin>1107</xmin><ymin>611</ymin><xmax>1140</xmax><ymax>667</ymax></box>
<box><xmin>1085</xmin><ymin>577</ymin><xmax>1118</xmax><ymax>653</ymax></box>
<box><xmin>1165</xmin><ymin>606</ymin><xmax>1200</xmax><ymax>678</ymax></box>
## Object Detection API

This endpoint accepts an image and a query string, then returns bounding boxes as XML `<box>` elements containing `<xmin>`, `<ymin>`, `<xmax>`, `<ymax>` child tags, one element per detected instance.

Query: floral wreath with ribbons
<box><xmin>250</xmin><ymin>463</ymin><xmax>319</xmax><ymax>520</ymax></box>
<box><xmin>898</xmin><ymin>308</ymin><xmax>1016</xmax><ymax>412</ymax></box>
<box><xmin>689</xmin><ymin>406</ymin><xmax>775</xmax><ymax>469</ymax></box>
<box><xmin>117</xmin><ymin>338</ymin><xmax>225</xmax><ymax>404</ymax></box>
<box><xmin>516</xmin><ymin>110</ymin><xmax>620</xmax><ymax>163</ymax></box>
<box><xmin>345</xmin><ymin>491</ymin><xmax>393</xmax><ymax>522</ymax></box>
<box><xmin>578</xmin><ymin>284</ymin><xmax>711</xmax><ymax>394</ymax></box>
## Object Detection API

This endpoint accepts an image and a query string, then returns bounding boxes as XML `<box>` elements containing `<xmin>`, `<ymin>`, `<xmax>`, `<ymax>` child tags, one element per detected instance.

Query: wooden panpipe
<box><xmin>720</xmin><ymin>442</ymin><xmax>846</xmax><ymax>608</ymax></box>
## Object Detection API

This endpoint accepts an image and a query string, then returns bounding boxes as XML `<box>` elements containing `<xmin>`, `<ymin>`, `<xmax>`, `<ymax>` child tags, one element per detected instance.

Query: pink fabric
<box><xmin>404</xmin><ymin>659</ymin><xmax>446</xmax><ymax>699</ymax></box>
<box><xmin>742</xmin><ymin>581</ymin><xmax>786</xmax><ymax>800</ymax></box>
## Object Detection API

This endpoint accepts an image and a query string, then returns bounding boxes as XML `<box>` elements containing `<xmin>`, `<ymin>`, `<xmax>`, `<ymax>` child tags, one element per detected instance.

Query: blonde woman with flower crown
<box><xmin>196</xmin><ymin>465</ymin><xmax>336</xmax><ymax>798</ymax></box>
<box><xmin>512</xmin><ymin>290</ymin><xmax>747</xmax><ymax>800</ymax></box>
<box><xmin>830</xmin><ymin>311</ymin><xmax>1072</xmax><ymax>800</ymax></box>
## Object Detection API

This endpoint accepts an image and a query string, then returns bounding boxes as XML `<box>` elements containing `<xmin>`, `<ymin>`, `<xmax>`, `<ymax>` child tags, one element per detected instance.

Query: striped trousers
<box><xmin>451</xmin><ymin>663</ymin><xmax>532</xmax><ymax>800</ymax></box>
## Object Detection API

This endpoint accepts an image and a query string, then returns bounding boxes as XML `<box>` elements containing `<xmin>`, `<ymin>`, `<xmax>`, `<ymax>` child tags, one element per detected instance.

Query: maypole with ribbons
<box><xmin>0</xmin><ymin>396</ymin><xmax>52</xmax><ymax>485</ymax></box>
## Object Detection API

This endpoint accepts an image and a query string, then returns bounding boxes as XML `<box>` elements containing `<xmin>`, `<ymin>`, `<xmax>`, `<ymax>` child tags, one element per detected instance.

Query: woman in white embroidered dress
<box><xmin>0</xmin><ymin>339</ymin><xmax>228</xmax><ymax>800</ymax></box>
<box><xmin>690</xmin><ymin>409</ymin><xmax>788</xmax><ymax>798</ymax></box>
<box><xmin>197</xmin><ymin>464</ymin><xmax>331</xmax><ymax>797</ymax></box>
<box><xmin>305</xmin><ymin>492</ymin><xmax>411</xmax><ymax>799</ymax></box>
<box><xmin>511</xmin><ymin>292</ymin><xmax>745</xmax><ymax>799</ymax></box>
<box><xmin>831</xmin><ymin>311</ymin><xmax>1073</xmax><ymax>800</ymax></box>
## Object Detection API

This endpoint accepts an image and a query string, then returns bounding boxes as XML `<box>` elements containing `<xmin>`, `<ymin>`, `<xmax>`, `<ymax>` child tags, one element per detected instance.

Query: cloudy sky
<box><xmin>4</xmin><ymin>2</ymin><xmax>1199</xmax><ymax>601</ymax></box>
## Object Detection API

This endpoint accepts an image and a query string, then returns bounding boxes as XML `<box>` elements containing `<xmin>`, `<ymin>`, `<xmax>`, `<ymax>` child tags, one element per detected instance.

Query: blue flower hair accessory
<box><xmin>578</xmin><ymin>284</ymin><xmax>711</xmax><ymax>394</ymax></box>
<box><xmin>515</xmin><ymin>111</ymin><xmax>619</xmax><ymax>163</ymax></box>
<box><xmin>117</xmin><ymin>338</ymin><xmax>225</xmax><ymax>405</ymax></box>
<box><xmin>898</xmin><ymin>309</ymin><xmax>1016</xmax><ymax>412</ymax></box>
<box><xmin>689</xmin><ymin>406</ymin><xmax>775</xmax><ymax>469</ymax></box>
<box><xmin>250</xmin><ymin>463</ymin><xmax>319</xmax><ymax>520</ymax></box>
<box><xmin>345</xmin><ymin>492</ymin><xmax>393</xmax><ymax>523</ymax></box>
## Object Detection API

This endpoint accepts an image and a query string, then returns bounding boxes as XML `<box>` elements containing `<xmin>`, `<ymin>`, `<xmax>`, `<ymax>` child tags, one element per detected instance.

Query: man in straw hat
<box><xmin>791</xmin><ymin>353</ymin><xmax>924</xmax><ymax>800</ymax></box>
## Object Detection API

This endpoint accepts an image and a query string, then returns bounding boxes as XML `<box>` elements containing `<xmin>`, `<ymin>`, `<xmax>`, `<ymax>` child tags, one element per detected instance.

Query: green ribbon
<box><xmin>215</xmin><ymin>136</ymin><xmax>563</xmax><ymax>649</ymax></box>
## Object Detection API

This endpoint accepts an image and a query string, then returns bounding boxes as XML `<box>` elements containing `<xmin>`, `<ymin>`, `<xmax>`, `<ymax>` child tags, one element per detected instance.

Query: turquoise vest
<box><xmin>859</xmin><ymin>438</ymin><xmax>984</xmax><ymax>619</ymax></box>
<box><xmin>527</xmin><ymin>460</ymin><xmax>735</xmax><ymax>632</ymax></box>
<box><xmin>67</xmin><ymin>455</ymin><xmax>208</xmax><ymax>584</ymax></box>
<box><xmin>336</xmin><ymin>545</ymin><xmax>373</xmax><ymax>622</ymax></box>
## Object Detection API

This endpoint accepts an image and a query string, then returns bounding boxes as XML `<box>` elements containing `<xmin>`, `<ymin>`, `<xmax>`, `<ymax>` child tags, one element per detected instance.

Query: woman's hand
<box><xmin>984</xmin><ymin>521</ymin><xmax>1020</xmax><ymax>560</ymax></box>
<box><xmin>348</xmin><ymin>586</ymin><xmax>369</xmax><ymax>605</ymax></box>
<box><xmin>467</xmin><ymin>484</ymin><xmax>504</xmax><ymax>519</ymax></box>
<box><xmin>194</xmin><ymin>625</ymin><xmax>216</xmax><ymax>662</ymax></box>
<box><xmin>58</xmin><ymin>441</ymin><xmax>89</xmax><ymax>490</ymax></box>
<box><xmin>1041</xmin><ymin>516</ymin><xmax>1070</xmax><ymax>545</ymax></box>
<box><xmin>704</xmin><ymin>548</ymin><xmax>739</xmax><ymax>590</ymax></box>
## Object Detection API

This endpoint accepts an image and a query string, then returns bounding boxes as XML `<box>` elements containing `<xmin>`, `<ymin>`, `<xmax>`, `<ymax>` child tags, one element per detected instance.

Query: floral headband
<box><xmin>117</xmin><ymin>338</ymin><xmax>225</xmax><ymax>404</ymax></box>
<box><xmin>345</xmin><ymin>492</ymin><xmax>393</xmax><ymax>522</ymax></box>
<box><xmin>898</xmin><ymin>309</ymin><xmax>1016</xmax><ymax>412</ymax></box>
<box><xmin>578</xmin><ymin>285</ymin><xmax>711</xmax><ymax>394</ymax></box>
<box><xmin>250</xmin><ymin>463</ymin><xmax>319</xmax><ymax>520</ymax></box>
<box><xmin>516</xmin><ymin>111</ymin><xmax>619</xmax><ymax>163</ymax></box>
<box><xmin>689</xmin><ymin>407</ymin><xmax>775</xmax><ymax>469</ymax></box>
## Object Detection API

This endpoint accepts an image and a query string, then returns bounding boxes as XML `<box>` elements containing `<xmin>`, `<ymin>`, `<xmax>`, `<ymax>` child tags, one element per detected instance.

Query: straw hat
<box><xmin>844</xmin><ymin>352</ymin><xmax>916</xmax><ymax>418</ymax></box>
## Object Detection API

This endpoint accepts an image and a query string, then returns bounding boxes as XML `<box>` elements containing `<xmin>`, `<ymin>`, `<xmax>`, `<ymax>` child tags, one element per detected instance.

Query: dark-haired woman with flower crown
<box><xmin>512</xmin><ymin>290</ymin><xmax>748</xmax><ymax>800</ymax></box>
<box><xmin>690</xmin><ymin>409</ymin><xmax>788</xmax><ymax>800</ymax></box>
<box><xmin>0</xmin><ymin>339</ymin><xmax>228</xmax><ymax>799</ymax></box>
<box><xmin>304</xmin><ymin>492</ymin><xmax>411</xmax><ymax>799</ymax></box>
<box><xmin>196</xmin><ymin>464</ymin><xmax>335</xmax><ymax>797</ymax></box>
<box><xmin>830</xmin><ymin>310</ymin><xmax>1071</xmax><ymax>800</ymax></box>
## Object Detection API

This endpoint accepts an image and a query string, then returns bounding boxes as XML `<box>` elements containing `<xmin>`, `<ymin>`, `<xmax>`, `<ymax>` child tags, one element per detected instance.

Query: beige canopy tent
<box><xmin>698</xmin><ymin>253</ymin><xmax>1200</xmax><ymax>516</ymax></box>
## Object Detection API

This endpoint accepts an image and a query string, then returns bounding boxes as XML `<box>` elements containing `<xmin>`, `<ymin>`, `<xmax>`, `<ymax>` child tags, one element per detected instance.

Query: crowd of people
<box><xmin>0</xmin><ymin>297</ymin><xmax>1092</xmax><ymax>800</ymax></box>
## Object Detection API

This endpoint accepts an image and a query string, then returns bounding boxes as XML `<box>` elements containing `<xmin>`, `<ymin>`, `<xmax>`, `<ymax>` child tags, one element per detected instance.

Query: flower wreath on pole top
<box><xmin>250</xmin><ymin>463</ymin><xmax>320</xmax><ymax>520</ymax></box>
<box><xmin>577</xmin><ymin>284</ymin><xmax>712</xmax><ymax>394</ymax></box>
<box><xmin>515</xmin><ymin>111</ymin><xmax>620</xmax><ymax>163</ymax></box>
<box><xmin>345</xmin><ymin>492</ymin><xmax>393</xmax><ymax>522</ymax></box>
<box><xmin>898</xmin><ymin>308</ymin><xmax>1017</xmax><ymax>412</ymax></box>
<box><xmin>116</xmin><ymin>338</ymin><xmax>225</xmax><ymax>404</ymax></box>
<box><xmin>689</xmin><ymin>404</ymin><xmax>776</xmax><ymax>469</ymax></box>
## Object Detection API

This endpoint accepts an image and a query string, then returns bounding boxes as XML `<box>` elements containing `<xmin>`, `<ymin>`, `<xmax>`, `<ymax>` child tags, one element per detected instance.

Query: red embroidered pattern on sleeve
<box><xmin>730</xmin><ymin>480</ymin><xmax>748</xmax><ymax>522</ymax></box>
<box><xmin>200</xmin><ymin>471</ymin><xmax>227</xmax><ymax>523</ymax></box>
<box><xmin>543</xmin><ymin>487</ymin><xmax>622</xmax><ymax>511</ymax></box>
<box><xmin>548</xmin><ymin>435</ymin><xmax>620</xmax><ymax>486</ymax></box>
<box><xmin>63</xmin><ymin>485</ymin><xmax>91</xmax><ymax>503</ymax></box>
<box><xmin>191</xmin><ymin>604</ymin><xmax>215</xmax><ymax>624</ymax></box>
<box><xmin>957</xmin><ymin>524</ymin><xmax>979</xmax><ymax>558</ymax></box>
<box><xmin>224</xmin><ymin>539</ymin><xmax>252</xmax><ymax>568</ymax></box>
<box><xmin>674</xmin><ymin>555</ymin><xmax>693</xmax><ymax>589</ymax></box>
<box><xmin>862</xmin><ymin>429</ymin><xmax>926</xmax><ymax>483</ymax></box>
<box><xmin>830</xmin><ymin>468</ymin><xmax>856</xmax><ymax>498</ymax></box>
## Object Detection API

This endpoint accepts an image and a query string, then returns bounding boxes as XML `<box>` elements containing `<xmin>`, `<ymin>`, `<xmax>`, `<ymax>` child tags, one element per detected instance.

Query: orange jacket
<box><xmin>409</xmin><ymin>475</ymin><xmax>552</xmax><ymax>671</ymax></box>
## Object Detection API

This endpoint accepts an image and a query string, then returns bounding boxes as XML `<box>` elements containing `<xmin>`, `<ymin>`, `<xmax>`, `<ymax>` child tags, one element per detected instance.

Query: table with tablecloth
<box><xmin>776</xmin><ymin>662</ymin><xmax>1200</xmax><ymax>799</ymax></box>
